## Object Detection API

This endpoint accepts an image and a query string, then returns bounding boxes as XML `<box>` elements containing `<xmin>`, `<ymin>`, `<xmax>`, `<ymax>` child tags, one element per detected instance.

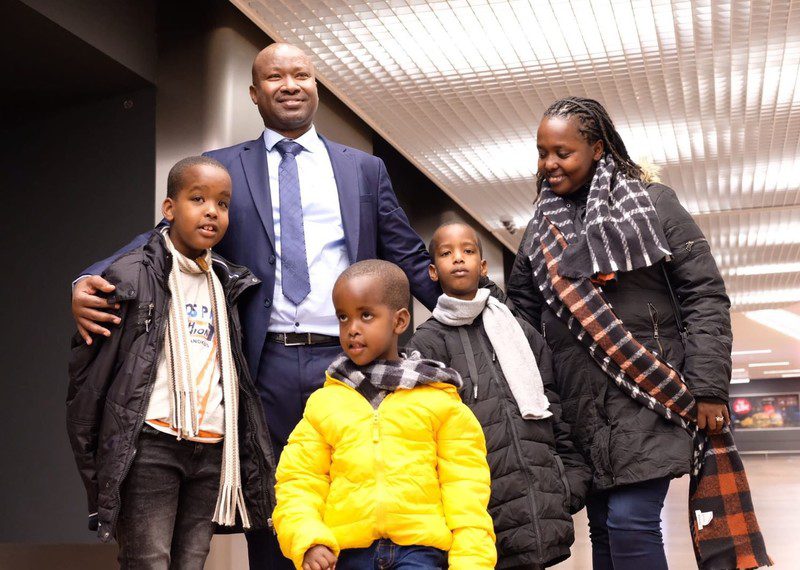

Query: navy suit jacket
<box><xmin>83</xmin><ymin>134</ymin><xmax>439</xmax><ymax>379</ymax></box>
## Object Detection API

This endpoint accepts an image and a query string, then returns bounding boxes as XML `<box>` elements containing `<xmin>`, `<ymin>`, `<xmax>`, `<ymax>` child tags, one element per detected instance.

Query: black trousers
<box><xmin>116</xmin><ymin>425</ymin><xmax>222</xmax><ymax>570</ymax></box>
<box><xmin>245</xmin><ymin>340</ymin><xmax>342</xmax><ymax>570</ymax></box>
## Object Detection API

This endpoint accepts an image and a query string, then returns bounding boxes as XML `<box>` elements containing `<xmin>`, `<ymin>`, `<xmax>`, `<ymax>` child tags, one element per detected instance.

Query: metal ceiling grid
<box><xmin>231</xmin><ymin>0</ymin><xmax>800</xmax><ymax>311</ymax></box>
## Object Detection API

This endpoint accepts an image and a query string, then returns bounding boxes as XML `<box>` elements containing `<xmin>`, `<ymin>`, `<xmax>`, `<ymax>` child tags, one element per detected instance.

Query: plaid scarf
<box><xmin>537</xmin><ymin>154</ymin><xmax>671</xmax><ymax>281</ymax></box>
<box><xmin>531</xmin><ymin>217</ymin><xmax>771</xmax><ymax>569</ymax></box>
<box><xmin>327</xmin><ymin>351</ymin><xmax>462</xmax><ymax>409</ymax></box>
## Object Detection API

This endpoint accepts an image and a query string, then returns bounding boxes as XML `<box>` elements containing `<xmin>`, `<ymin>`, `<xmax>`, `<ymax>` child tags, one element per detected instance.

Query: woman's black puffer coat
<box><xmin>507</xmin><ymin>183</ymin><xmax>733</xmax><ymax>491</ymax></box>
<box><xmin>408</xmin><ymin>310</ymin><xmax>591</xmax><ymax>568</ymax></box>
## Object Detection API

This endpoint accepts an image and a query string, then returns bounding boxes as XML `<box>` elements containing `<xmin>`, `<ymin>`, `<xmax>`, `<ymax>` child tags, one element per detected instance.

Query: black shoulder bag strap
<box><xmin>458</xmin><ymin>327</ymin><xmax>481</xmax><ymax>402</ymax></box>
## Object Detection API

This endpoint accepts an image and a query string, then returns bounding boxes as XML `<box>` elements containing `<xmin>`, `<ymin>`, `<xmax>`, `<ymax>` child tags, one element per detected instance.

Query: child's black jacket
<box><xmin>67</xmin><ymin>230</ymin><xmax>276</xmax><ymax>541</ymax></box>
<box><xmin>408</xmin><ymin>288</ymin><xmax>591</xmax><ymax>568</ymax></box>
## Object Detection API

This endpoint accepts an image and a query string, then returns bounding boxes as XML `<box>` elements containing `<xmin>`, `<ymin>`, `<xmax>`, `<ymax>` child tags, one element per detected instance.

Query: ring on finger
<box><xmin>715</xmin><ymin>415</ymin><xmax>725</xmax><ymax>422</ymax></box>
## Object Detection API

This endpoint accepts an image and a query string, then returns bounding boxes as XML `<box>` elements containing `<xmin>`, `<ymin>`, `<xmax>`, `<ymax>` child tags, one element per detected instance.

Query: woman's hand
<box><xmin>696</xmin><ymin>399</ymin><xmax>730</xmax><ymax>434</ymax></box>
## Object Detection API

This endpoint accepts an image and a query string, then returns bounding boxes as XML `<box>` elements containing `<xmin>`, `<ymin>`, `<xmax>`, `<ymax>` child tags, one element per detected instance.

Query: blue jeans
<box><xmin>338</xmin><ymin>540</ymin><xmax>447</xmax><ymax>569</ymax></box>
<box><xmin>586</xmin><ymin>477</ymin><xmax>670</xmax><ymax>570</ymax></box>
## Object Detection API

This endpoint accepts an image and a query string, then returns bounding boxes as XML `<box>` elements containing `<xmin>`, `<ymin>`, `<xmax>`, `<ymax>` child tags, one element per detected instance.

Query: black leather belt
<box><xmin>266</xmin><ymin>332</ymin><xmax>340</xmax><ymax>347</ymax></box>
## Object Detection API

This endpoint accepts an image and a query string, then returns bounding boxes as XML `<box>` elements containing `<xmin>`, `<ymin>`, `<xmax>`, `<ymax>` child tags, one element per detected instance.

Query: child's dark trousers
<box><xmin>115</xmin><ymin>424</ymin><xmax>222</xmax><ymax>570</ymax></box>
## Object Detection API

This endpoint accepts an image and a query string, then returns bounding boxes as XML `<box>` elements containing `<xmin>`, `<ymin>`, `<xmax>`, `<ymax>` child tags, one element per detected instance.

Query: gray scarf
<box><xmin>327</xmin><ymin>351</ymin><xmax>462</xmax><ymax>409</ymax></box>
<box><xmin>432</xmin><ymin>289</ymin><xmax>552</xmax><ymax>419</ymax></box>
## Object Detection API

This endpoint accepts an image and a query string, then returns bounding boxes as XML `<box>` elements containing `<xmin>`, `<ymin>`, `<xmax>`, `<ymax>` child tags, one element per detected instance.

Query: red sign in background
<box><xmin>733</xmin><ymin>398</ymin><xmax>752</xmax><ymax>415</ymax></box>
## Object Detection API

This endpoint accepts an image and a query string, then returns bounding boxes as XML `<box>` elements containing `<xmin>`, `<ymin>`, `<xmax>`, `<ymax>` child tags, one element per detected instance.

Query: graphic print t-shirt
<box><xmin>145</xmin><ymin>269</ymin><xmax>224</xmax><ymax>443</ymax></box>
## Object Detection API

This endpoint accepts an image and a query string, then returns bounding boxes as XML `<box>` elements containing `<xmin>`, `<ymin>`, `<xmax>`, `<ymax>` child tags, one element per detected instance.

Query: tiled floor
<box><xmin>204</xmin><ymin>455</ymin><xmax>799</xmax><ymax>569</ymax></box>
<box><xmin>554</xmin><ymin>454</ymin><xmax>800</xmax><ymax>569</ymax></box>
<box><xmin>11</xmin><ymin>456</ymin><xmax>792</xmax><ymax>568</ymax></box>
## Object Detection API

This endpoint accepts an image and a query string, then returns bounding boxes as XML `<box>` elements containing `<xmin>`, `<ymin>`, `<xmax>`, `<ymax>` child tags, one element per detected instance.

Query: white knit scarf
<box><xmin>432</xmin><ymin>288</ymin><xmax>552</xmax><ymax>419</ymax></box>
<box><xmin>162</xmin><ymin>231</ymin><xmax>250</xmax><ymax>528</ymax></box>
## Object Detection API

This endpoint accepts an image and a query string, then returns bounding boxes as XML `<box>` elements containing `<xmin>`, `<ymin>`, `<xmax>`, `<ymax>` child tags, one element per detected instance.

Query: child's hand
<box><xmin>303</xmin><ymin>545</ymin><xmax>337</xmax><ymax>570</ymax></box>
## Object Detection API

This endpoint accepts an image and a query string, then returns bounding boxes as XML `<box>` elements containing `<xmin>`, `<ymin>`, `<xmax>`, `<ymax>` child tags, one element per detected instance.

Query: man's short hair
<box><xmin>428</xmin><ymin>222</ymin><xmax>483</xmax><ymax>259</ymax></box>
<box><xmin>166</xmin><ymin>156</ymin><xmax>229</xmax><ymax>199</ymax></box>
<box><xmin>335</xmin><ymin>260</ymin><xmax>410</xmax><ymax>311</ymax></box>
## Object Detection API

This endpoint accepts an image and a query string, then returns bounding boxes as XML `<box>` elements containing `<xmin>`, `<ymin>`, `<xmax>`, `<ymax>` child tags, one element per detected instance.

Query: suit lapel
<box><xmin>240</xmin><ymin>136</ymin><xmax>275</xmax><ymax>249</ymax></box>
<box><xmin>322</xmin><ymin>136</ymin><xmax>360</xmax><ymax>263</ymax></box>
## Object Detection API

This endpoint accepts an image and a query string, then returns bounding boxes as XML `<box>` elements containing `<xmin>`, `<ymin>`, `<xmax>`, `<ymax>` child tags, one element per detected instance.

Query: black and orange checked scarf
<box><xmin>529</xmin><ymin>214</ymin><xmax>771</xmax><ymax>568</ymax></box>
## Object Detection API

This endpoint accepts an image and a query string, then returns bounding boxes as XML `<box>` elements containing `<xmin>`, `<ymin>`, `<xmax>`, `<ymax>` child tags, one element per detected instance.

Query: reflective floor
<box><xmin>6</xmin><ymin>456</ymin><xmax>793</xmax><ymax>568</ymax></box>
<box><xmin>554</xmin><ymin>454</ymin><xmax>800</xmax><ymax>569</ymax></box>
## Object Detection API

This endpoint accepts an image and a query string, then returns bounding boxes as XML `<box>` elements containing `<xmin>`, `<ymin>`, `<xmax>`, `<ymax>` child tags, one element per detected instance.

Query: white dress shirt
<box><xmin>263</xmin><ymin>126</ymin><xmax>349</xmax><ymax>336</ymax></box>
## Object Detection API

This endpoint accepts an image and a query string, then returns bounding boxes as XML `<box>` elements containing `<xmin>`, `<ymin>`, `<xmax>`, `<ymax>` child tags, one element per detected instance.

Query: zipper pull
<box><xmin>685</xmin><ymin>240</ymin><xmax>695</xmax><ymax>253</ymax></box>
<box><xmin>541</xmin><ymin>321</ymin><xmax>547</xmax><ymax>340</ymax></box>
<box><xmin>144</xmin><ymin>302</ymin><xmax>154</xmax><ymax>333</ymax></box>
<box><xmin>492</xmin><ymin>351</ymin><xmax>497</xmax><ymax>363</ymax></box>
<box><xmin>473</xmin><ymin>384</ymin><xmax>478</xmax><ymax>400</ymax></box>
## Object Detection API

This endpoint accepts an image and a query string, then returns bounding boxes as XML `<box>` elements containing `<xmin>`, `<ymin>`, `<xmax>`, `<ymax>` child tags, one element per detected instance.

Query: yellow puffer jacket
<box><xmin>273</xmin><ymin>374</ymin><xmax>496</xmax><ymax>569</ymax></box>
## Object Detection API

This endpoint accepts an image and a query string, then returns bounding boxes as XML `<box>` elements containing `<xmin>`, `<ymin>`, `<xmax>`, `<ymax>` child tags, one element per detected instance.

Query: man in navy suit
<box><xmin>72</xmin><ymin>43</ymin><xmax>439</xmax><ymax>569</ymax></box>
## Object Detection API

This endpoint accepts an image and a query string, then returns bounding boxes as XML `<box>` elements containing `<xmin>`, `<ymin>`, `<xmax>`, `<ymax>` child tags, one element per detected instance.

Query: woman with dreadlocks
<box><xmin>508</xmin><ymin>97</ymin><xmax>770</xmax><ymax>570</ymax></box>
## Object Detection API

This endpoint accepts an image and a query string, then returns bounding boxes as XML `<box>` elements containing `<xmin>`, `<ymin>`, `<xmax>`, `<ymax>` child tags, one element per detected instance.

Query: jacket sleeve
<box><xmin>75</xmin><ymin>224</ymin><xmax>167</xmax><ymax>283</ymax></box>
<box><xmin>374</xmin><ymin>158</ymin><xmax>441</xmax><ymax>310</ymax></box>
<box><xmin>522</xmin><ymin>320</ymin><xmax>591</xmax><ymax>513</ymax></box>
<box><xmin>406</xmin><ymin>323</ymin><xmax>448</xmax><ymax>362</ymax></box>
<box><xmin>437</xmin><ymin>401</ymin><xmax>496</xmax><ymax>569</ymax></box>
<box><xmin>507</xmin><ymin>219</ymin><xmax>545</xmax><ymax>331</ymax></box>
<box><xmin>272</xmin><ymin>406</ymin><xmax>338</xmax><ymax>569</ymax></box>
<box><xmin>653</xmin><ymin>185</ymin><xmax>732</xmax><ymax>402</ymax></box>
<box><xmin>66</xmin><ymin>298</ymin><xmax>130</xmax><ymax>522</ymax></box>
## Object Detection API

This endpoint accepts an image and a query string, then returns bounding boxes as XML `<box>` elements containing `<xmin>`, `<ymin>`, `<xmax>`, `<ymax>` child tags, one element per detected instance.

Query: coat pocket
<box><xmin>589</xmin><ymin>424</ymin><xmax>613</xmax><ymax>482</ymax></box>
<box><xmin>669</xmin><ymin>237</ymin><xmax>709</xmax><ymax>265</ymax></box>
<box><xmin>552</xmin><ymin>452</ymin><xmax>571</xmax><ymax>512</ymax></box>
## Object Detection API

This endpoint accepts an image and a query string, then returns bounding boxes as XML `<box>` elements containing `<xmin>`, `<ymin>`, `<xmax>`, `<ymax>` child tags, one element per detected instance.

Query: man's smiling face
<box><xmin>249</xmin><ymin>44</ymin><xmax>319</xmax><ymax>139</ymax></box>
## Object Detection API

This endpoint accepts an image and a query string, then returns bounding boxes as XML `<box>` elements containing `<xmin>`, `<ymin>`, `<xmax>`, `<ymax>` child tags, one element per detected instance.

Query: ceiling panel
<box><xmin>231</xmin><ymin>0</ymin><xmax>800</xmax><ymax>313</ymax></box>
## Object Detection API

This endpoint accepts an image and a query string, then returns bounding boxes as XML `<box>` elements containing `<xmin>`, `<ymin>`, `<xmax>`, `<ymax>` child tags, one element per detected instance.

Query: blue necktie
<box><xmin>275</xmin><ymin>139</ymin><xmax>310</xmax><ymax>305</ymax></box>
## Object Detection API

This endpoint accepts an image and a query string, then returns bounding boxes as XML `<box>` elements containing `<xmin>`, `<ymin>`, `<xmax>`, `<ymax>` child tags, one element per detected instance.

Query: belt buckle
<box><xmin>284</xmin><ymin>332</ymin><xmax>312</xmax><ymax>347</ymax></box>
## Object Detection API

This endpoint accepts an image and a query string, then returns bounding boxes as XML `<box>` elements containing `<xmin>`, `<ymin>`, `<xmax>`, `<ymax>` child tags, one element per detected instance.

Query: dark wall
<box><xmin>0</xmin><ymin>0</ymin><xmax>157</xmax><ymax>543</ymax></box>
<box><xmin>373</xmin><ymin>136</ymin><xmax>509</xmax><ymax>281</ymax></box>
<box><xmin>0</xmin><ymin>79</ymin><xmax>155</xmax><ymax>545</ymax></box>
<box><xmin>730</xmin><ymin>378</ymin><xmax>800</xmax><ymax>453</ymax></box>
<box><xmin>1</xmin><ymin>0</ymin><xmax>154</xmax><ymax>117</ymax></box>
<box><xmin>373</xmin><ymin>136</ymin><xmax>511</xmax><ymax>342</ymax></box>
<box><xmin>19</xmin><ymin>0</ymin><xmax>157</xmax><ymax>82</ymax></box>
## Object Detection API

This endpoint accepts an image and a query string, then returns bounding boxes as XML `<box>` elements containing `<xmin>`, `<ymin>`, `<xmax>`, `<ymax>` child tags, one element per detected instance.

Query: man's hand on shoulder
<box><xmin>302</xmin><ymin>544</ymin><xmax>337</xmax><ymax>570</ymax></box>
<box><xmin>72</xmin><ymin>275</ymin><xmax>120</xmax><ymax>345</ymax></box>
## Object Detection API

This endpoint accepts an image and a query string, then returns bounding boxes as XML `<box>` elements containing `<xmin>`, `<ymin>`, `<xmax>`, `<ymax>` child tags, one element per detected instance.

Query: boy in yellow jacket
<box><xmin>272</xmin><ymin>259</ymin><xmax>496</xmax><ymax>570</ymax></box>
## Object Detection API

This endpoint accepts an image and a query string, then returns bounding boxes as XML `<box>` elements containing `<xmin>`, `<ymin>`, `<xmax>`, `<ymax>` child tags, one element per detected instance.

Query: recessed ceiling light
<box><xmin>732</xmin><ymin>368</ymin><xmax>747</xmax><ymax>373</ymax></box>
<box><xmin>744</xmin><ymin>310</ymin><xmax>800</xmax><ymax>342</ymax></box>
<box><xmin>723</xmin><ymin>262</ymin><xmax>800</xmax><ymax>277</ymax></box>
<box><xmin>765</xmin><ymin>369</ymin><xmax>800</xmax><ymax>375</ymax></box>
<box><xmin>731</xmin><ymin>377</ymin><xmax>751</xmax><ymax>384</ymax></box>
<box><xmin>731</xmin><ymin>349</ymin><xmax>772</xmax><ymax>356</ymax></box>
<box><xmin>733</xmin><ymin>289</ymin><xmax>800</xmax><ymax>307</ymax></box>
<box><xmin>748</xmin><ymin>361</ymin><xmax>791</xmax><ymax>368</ymax></box>
<box><xmin>781</xmin><ymin>373</ymin><xmax>800</xmax><ymax>378</ymax></box>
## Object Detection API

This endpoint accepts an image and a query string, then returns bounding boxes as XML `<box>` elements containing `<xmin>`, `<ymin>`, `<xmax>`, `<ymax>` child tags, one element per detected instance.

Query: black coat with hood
<box><xmin>507</xmin><ymin>183</ymin><xmax>732</xmax><ymax>492</ymax></box>
<box><xmin>408</xmin><ymin>286</ymin><xmax>591</xmax><ymax>569</ymax></box>
<box><xmin>67</xmin><ymin>231</ymin><xmax>276</xmax><ymax>542</ymax></box>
